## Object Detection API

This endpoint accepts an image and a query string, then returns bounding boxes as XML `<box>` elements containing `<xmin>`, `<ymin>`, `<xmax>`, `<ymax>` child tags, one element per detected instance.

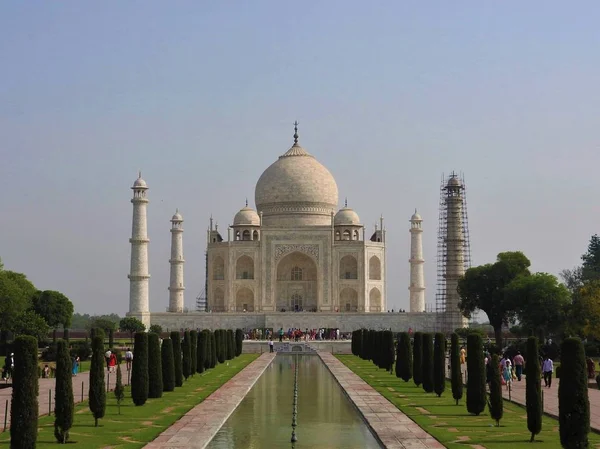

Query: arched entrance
<box><xmin>276</xmin><ymin>251</ymin><xmax>318</xmax><ymax>312</ymax></box>
<box><xmin>236</xmin><ymin>287</ymin><xmax>254</xmax><ymax>312</ymax></box>
<box><xmin>339</xmin><ymin>287</ymin><xmax>358</xmax><ymax>312</ymax></box>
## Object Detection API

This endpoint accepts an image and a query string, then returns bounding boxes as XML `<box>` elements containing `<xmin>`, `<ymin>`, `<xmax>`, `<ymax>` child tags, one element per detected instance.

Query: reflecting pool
<box><xmin>206</xmin><ymin>354</ymin><xmax>381</xmax><ymax>448</ymax></box>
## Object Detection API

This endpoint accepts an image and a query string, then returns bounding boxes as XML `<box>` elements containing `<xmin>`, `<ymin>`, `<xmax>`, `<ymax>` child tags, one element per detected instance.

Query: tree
<box><xmin>88</xmin><ymin>335</ymin><xmax>106</xmax><ymax>427</ymax></box>
<box><xmin>433</xmin><ymin>333</ymin><xmax>446</xmax><ymax>397</ymax></box>
<box><xmin>119</xmin><ymin>317</ymin><xmax>146</xmax><ymax>343</ymax></box>
<box><xmin>581</xmin><ymin>234</ymin><xmax>600</xmax><ymax>283</ymax></box>
<box><xmin>131</xmin><ymin>332</ymin><xmax>149</xmax><ymax>405</ymax></box>
<box><xmin>235</xmin><ymin>329</ymin><xmax>244</xmax><ymax>356</ymax></box>
<box><xmin>559</xmin><ymin>337</ymin><xmax>589</xmax><ymax>449</ymax></box>
<box><xmin>63</xmin><ymin>328</ymin><xmax>70</xmax><ymax>343</ymax></box>
<box><xmin>506</xmin><ymin>273</ymin><xmax>570</xmax><ymax>341</ymax></box>
<box><xmin>10</xmin><ymin>336</ymin><xmax>39</xmax><ymax>449</ymax></box>
<box><xmin>190</xmin><ymin>330</ymin><xmax>198</xmax><ymax>375</ymax></box>
<box><xmin>0</xmin><ymin>271</ymin><xmax>36</xmax><ymax>333</ymax></box>
<box><xmin>113</xmin><ymin>363</ymin><xmax>125</xmax><ymax>414</ymax></box>
<box><xmin>161</xmin><ymin>338</ymin><xmax>175</xmax><ymax>392</ymax></box>
<box><xmin>488</xmin><ymin>353</ymin><xmax>503</xmax><ymax>426</ymax></box>
<box><xmin>226</xmin><ymin>329</ymin><xmax>235</xmax><ymax>360</ymax></box>
<box><xmin>569</xmin><ymin>281</ymin><xmax>600</xmax><ymax>339</ymax></box>
<box><xmin>466</xmin><ymin>334</ymin><xmax>486</xmax><ymax>416</ymax></box>
<box><xmin>204</xmin><ymin>330</ymin><xmax>213</xmax><ymax>370</ymax></box>
<box><xmin>396</xmin><ymin>332</ymin><xmax>412</xmax><ymax>382</ymax></box>
<box><xmin>210</xmin><ymin>331</ymin><xmax>217</xmax><ymax>368</ymax></box>
<box><xmin>182</xmin><ymin>330</ymin><xmax>191</xmax><ymax>380</ymax></box>
<box><xmin>32</xmin><ymin>290</ymin><xmax>74</xmax><ymax>329</ymax></box>
<box><xmin>459</xmin><ymin>251</ymin><xmax>531</xmax><ymax>349</ymax></box>
<box><xmin>413</xmin><ymin>332</ymin><xmax>423</xmax><ymax>387</ymax></box>
<box><xmin>13</xmin><ymin>310</ymin><xmax>50</xmax><ymax>341</ymax></box>
<box><xmin>450</xmin><ymin>333</ymin><xmax>463</xmax><ymax>405</ymax></box>
<box><xmin>197</xmin><ymin>331</ymin><xmax>207</xmax><ymax>374</ymax></box>
<box><xmin>216</xmin><ymin>330</ymin><xmax>225</xmax><ymax>363</ymax></box>
<box><xmin>170</xmin><ymin>331</ymin><xmax>183</xmax><ymax>387</ymax></box>
<box><xmin>526</xmin><ymin>336</ymin><xmax>542</xmax><ymax>442</ymax></box>
<box><xmin>54</xmin><ymin>340</ymin><xmax>74</xmax><ymax>443</ymax></box>
<box><xmin>422</xmin><ymin>333</ymin><xmax>434</xmax><ymax>393</ymax></box>
<box><xmin>89</xmin><ymin>316</ymin><xmax>117</xmax><ymax>334</ymax></box>
<box><xmin>148</xmin><ymin>333</ymin><xmax>163</xmax><ymax>398</ymax></box>
<box><xmin>149</xmin><ymin>324</ymin><xmax>163</xmax><ymax>335</ymax></box>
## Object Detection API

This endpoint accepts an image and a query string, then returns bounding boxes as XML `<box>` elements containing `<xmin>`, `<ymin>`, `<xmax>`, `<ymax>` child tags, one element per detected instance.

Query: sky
<box><xmin>1</xmin><ymin>2</ymin><xmax>599</xmax><ymax>318</ymax></box>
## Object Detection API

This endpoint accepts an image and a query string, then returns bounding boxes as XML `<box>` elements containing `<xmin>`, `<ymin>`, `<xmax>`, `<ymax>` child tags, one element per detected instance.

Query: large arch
<box><xmin>236</xmin><ymin>287</ymin><xmax>254</xmax><ymax>312</ymax></box>
<box><xmin>339</xmin><ymin>255</ymin><xmax>358</xmax><ymax>279</ymax></box>
<box><xmin>369</xmin><ymin>256</ymin><xmax>381</xmax><ymax>280</ymax></box>
<box><xmin>276</xmin><ymin>251</ymin><xmax>318</xmax><ymax>312</ymax></box>
<box><xmin>340</xmin><ymin>287</ymin><xmax>358</xmax><ymax>312</ymax></box>
<box><xmin>236</xmin><ymin>255</ymin><xmax>254</xmax><ymax>279</ymax></box>
<box><xmin>213</xmin><ymin>256</ymin><xmax>225</xmax><ymax>280</ymax></box>
<box><xmin>369</xmin><ymin>287</ymin><xmax>382</xmax><ymax>312</ymax></box>
<box><xmin>212</xmin><ymin>287</ymin><xmax>225</xmax><ymax>312</ymax></box>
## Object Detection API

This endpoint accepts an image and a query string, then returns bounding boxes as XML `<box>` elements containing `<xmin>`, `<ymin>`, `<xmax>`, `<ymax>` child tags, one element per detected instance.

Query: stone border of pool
<box><xmin>143</xmin><ymin>352</ymin><xmax>276</xmax><ymax>449</ymax></box>
<box><xmin>318</xmin><ymin>352</ymin><xmax>445</xmax><ymax>449</ymax></box>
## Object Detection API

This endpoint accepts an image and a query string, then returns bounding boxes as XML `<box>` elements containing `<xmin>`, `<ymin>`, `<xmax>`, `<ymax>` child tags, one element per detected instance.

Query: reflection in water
<box><xmin>206</xmin><ymin>355</ymin><xmax>381</xmax><ymax>449</ymax></box>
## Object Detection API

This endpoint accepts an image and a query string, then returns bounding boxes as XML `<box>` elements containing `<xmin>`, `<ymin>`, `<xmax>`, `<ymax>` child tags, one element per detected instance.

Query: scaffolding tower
<box><xmin>436</xmin><ymin>172</ymin><xmax>472</xmax><ymax>333</ymax></box>
<box><xmin>195</xmin><ymin>250</ymin><xmax>209</xmax><ymax>312</ymax></box>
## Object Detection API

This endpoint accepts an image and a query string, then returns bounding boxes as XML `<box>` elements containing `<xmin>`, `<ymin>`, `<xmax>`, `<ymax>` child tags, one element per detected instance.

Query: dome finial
<box><xmin>245</xmin><ymin>197</ymin><xmax>248</xmax><ymax>207</ymax></box>
<box><xmin>345</xmin><ymin>197</ymin><xmax>348</xmax><ymax>208</ymax></box>
<box><xmin>293</xmin><ymin>121</ymin><xmax>299</xmax><ymax>145</ymax></box>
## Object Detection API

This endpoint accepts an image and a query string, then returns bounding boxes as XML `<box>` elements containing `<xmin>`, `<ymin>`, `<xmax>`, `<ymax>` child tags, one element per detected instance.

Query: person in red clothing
<box><xmin>108</xmin><ymin>352</ymin><xmax>117</xmax><ymax>373</ymax></box>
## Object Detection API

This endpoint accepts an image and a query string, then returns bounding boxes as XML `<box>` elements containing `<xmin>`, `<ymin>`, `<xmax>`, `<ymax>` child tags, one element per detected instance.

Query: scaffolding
<box><xmin>195</xmin><ymin>250</ymin><xmax>209</xmax><ymax>312</ymax></box>
<box><xmin>435</xmin><ymin>172</ymin><xmax>472</xmax><ymax>333</ymax></box>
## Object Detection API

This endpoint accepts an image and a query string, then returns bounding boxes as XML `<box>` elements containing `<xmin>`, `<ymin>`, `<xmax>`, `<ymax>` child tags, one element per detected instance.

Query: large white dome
<box><xmin>255</xmin><ymin>139</ymin><xmax>338</xmax><ymax>227</ymax></box>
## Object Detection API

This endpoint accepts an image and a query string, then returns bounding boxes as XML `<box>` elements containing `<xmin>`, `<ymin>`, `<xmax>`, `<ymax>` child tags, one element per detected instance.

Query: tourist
<box><xmin>108</xmin><ymin>352</ymin><xmax>117</xmax><ymax>373</ymax></box>
<box><xmin>72</xmin><ymin>356</ymin><xmax>79</xmax><ymax>376</ymax></box>
<box><xmin>587</xmin><ymin>357</ymin><xmax>595</xmax><ymax>379</ymax></box>
<box><xmin>42</xmin><ymin>364</ymin><xmax>50</xmax><ymax>379</ymax></box>
<box><xmin>513</xmin><ymin>351</ymin><xmax>525</xmax><ymax>381</ymax></box>
<box><xmin>279</xmin><ymin>328</ymin><xmax>284</xmax><ymax>343</ymax></box>
<box><xmin>503</xmin><ymin>359</ymin><xmax>513</xmax><ymax>390</ymax></box>
<box><xmin>3</xmin><ymin>353</ymin><xmax>13</xmax><ymax>381</ymax></box>
<box><xmin>125</xmin><ymin>347</ymin><xmax>133</xmax><ymax>371</ymax></box>
<box><xmin>269</xmin><ymin>338</ymin><xmax>274</xmax><ymax>353</ymax></box>
<box><xmin>104</xmin><ymin>349</ymin><xmax>112</xmax><ymax>370</ymax></box>
<box><xmin>542</xmin><ymin>356</ymin><xmax>554</xmax><ymax>388</ymax></box>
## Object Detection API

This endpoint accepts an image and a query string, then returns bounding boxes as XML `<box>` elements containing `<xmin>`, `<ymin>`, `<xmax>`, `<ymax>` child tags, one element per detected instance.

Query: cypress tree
<box><xmin>433</xmin><ymin>333</ymin><xmax>446</xmax><ymax>397</ymax></box>
<box><xmin>413</xmin><ymin>332</ymin><xmax>423</xmax><ymax>387</ymax></box>
<box><xmin>161</xmin><ymin>338</ymin><xmax>175</xmax><ymax>392</ymax></box>
<box><xmin>396</xmin><ymin>332</ymin><xmax>412</xmax><ymax>382</ymax></box>
<box><xmin>88</xmin><ymin>335</ymin><xmax>106</xmax><ymax>426</ymax></box>
<box><xmin>114</xmin><ymin>364</ymin><xmax>125</xmax><ymax>414</ymax></box>
<box><xmin>54</xmin><ymin>340</ymin><xmax>74</xmax><ymax>443</ymax></box>
<box><xmin>526</xmin><ymin>336</ymin><xmax>542</xmax><ymax>442</ymax></box>
<box><xmin>204</xmin><ymin>330</ymin><xmax>212</xmax><ymax>370</ymax></box>
<box><xmin>210</xmin><ymin>331</ymin><xmax>218</xmax><ymax>368</ymax></box>
<box><xmin>488</xmin><ymin>354</ymin><xmax>503</xmax><ymax>426</ymax></box>
<box><xmin>190</xmin><ymin>330</ymin><xmax>198</xmax><ymax>376</ymax></box>
<box><xmin>10</xmin><ymin>336</ymin><xmax>39</xmax><ymax>449</ymax></box>
<box><xmin>352</xmin><ymin>330</ymin><xmax>357</xmax><ymax>355</ymax></box>
<box><xmin>360</xmin><ymin>329</ymin><xmax>367</xmax><ymax>360</ymax></box>
<box><xmin>148</xmin><ymin>333</ymin><xmax>163</xmax><ymax>398</ymax></box>
<box><xmin>422</xmin><ymin>333</ymin><xmax>434</xmax><ymax>393</ymax></box>
<box><xmin>385</xmin><ymin>330</ymin><xmax>395</xmax><ymax>372</ymax></box>
<box><xmin>196</xmin><ymin>331</ymin><xmax>206</xmax><ymax>374</ymax></box>
<box><xmin>63</xmin><ymin>328</ymin><xmax>70</xmax><ymax>343</ymax></box>
<box><xmin>227</xmin><ymin>329</ymin><xmax>235</xmax><ymax>360</ymax></box>
<box><xmin>217</xmin><ymin>330</ymin><xmax>226</xmax><ymax>363</ymax></box>
<box><xmin>450</xmin><ymin>333</ymin><xmax>463</xmax><ymax>405</ymax></box>
<box><xmin>368</xmin><ymin>330</ymin><xmax>376</xmax><ymax>361</ymax></box>
<box><xmin>131</xmin><ymin>332</ymin><xmax>149</xmax><ymax>406</ymax></box>
<box><xmin>395</xmin><ymin>333</ymin><xmax>402</xmax><ymax>377</ymax></box>
<box><xmin>182</xmin><ymin>330</ymin><xmax>192</xmax><ymax>380</ymax></box>
<box><xmin>235</xmin><ymin>328</ymin><xmax>244</xmax><ymax>356</ymax></box>
<box><xmin>170</xmin><ymin>331</ymin><xmax>183</xmax><ymax>387</ymax></box>
<box><xmin>559</xmin><ymin>337</ymin><xmax>590</xmax><ymax>449</ymax></box>
<box><xmin>466</xmin><ymin>333</ymin><xmax>486</xmax><ymax>416</ymax></box>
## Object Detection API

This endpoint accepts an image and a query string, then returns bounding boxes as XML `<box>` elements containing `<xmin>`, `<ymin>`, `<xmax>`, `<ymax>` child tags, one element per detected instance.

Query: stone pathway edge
<box><xmin>143</xmin><ymin>352</ymin><xmax>276</xmax><ymax>449</ymax></box>
<box><xmin>318</xmin><ymin>352</ymin><xmax>446</xmax><ymax>449</ymax></box>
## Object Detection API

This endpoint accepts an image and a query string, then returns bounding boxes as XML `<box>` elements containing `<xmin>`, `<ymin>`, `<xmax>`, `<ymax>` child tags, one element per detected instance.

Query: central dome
<box><xmin>255</xmin><ymin>133</ymin><xmax>338</xmax><ymax>227</ymax></box>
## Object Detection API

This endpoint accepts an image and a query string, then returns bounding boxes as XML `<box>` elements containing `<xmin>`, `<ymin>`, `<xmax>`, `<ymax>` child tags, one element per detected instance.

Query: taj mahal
<box><xmin>126</xmin><ymin>124</ymin><xmax>466</xmax><ymax>333</ymax></box>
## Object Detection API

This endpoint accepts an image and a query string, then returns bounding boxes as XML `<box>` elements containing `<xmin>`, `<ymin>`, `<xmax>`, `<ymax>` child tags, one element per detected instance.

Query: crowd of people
<box><xmin>243</xmin><ymin>327</ymin><xmax>351</xmax><ymax>342</ymax></box>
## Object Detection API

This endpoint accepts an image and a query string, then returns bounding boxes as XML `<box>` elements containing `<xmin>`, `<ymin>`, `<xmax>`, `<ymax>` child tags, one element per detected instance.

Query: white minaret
<box><xmin>409</xmin><ymin>209</ymin><xmax>425</xmax><ymax>312</ymax></box>
<box><xmin>168</xmin><ymin>209</ymin><xmax>185</xmax><ymax>313</ymax></box>
<box><xmin>127</xmin><ymin>172</ymin><xmax>150</xmax><ymax>326</ymax></box>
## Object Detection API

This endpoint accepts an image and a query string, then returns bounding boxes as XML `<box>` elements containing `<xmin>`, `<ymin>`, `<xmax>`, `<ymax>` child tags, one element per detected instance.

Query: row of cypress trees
<box><xmin>352</xmin><ymin>329</ymin><xmax>395</xmax><ymax>371</ymax></box>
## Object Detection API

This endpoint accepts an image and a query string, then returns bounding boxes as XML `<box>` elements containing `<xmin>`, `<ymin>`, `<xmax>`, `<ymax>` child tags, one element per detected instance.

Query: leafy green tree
<box><xmin>433</xmin><ymin>333</ymin><xmax>446</xmax><ymax>397</ymax></box>
<box><xmin>131</xmin><ymin>332</ymin><xmax>149</xmax><ymax>405</ymax></box>
<box><xmin>582</xmin><ymin>234</ymin><xmax>600</xmax><ymax>283</ymax></box>
<box><xmin>396</xmin><ymin>332</ymin><xmax>412</xmax><ymax>382</ymax></box>
<box><xmin>413</xmin><ymin>332</ymin><xmax>423</xmax><ymax>387</ymax></box>
<box><xmin>422</xmin><ymin>333</ymin><xmax>434</xmax><ymax>393</ymax></box>
<box><xmin>32</xmin><ymin>290</ymin><xmax>74</xmax><ymax>329</ymax></box>
<box><xmin>149</xmin><ymin>324</ymin><xmax>163</xmax><ymax>335</ymax></box>
<box><xmin>13</xmin><ymin>310</ymin><xmax>50</xmax><ymax>341</ymax></box>
<box><xmin>182</xmin><ymin>330</ymin><xmax>191</xmax><ymax>380</ymax></box>
<box><xmin>450</xmin><ymin>333</ymin><xmax>463</xmax><ymax>405</ymax></box>
<box><xmin>488</xmin><ymin>354</ymin><xmax>503</xmax><ymax>426</ymax></box>
<box><xmin>170</xmin><ymin>331</ymin><xmax>183</xmax><ymax>387</ymax></box>
<box><xmin>190</xmin><ymin>330</ymin><xmax>198</xmax><ymax>375</ymax></box>
<box><xmin>89</xmin><ymin>316</ymin><xmax>117</xmax><ymax>333</ymax></box>
<box><xmin>119</xmin><ymin>317</ymin><xmax>146</xmax><ymax>343</ymax></box>
<box><xmin>148</xmin><ymin>333</ymin><xmax>163</xmax><ymax>398</ymax></box>
<box><xmin>10</xmin><ymin>336</ymin><xmax>39</xmax><ymax>449</ymax></box>
<box><xmin>197</xmin><ymin>331</ymin><xmax>207</xmax><ymax>374</ymax></box>
<box><xmin>459</xmin><ymin>251</ymin><xmax>531</xmax><ymax>349</ymax></box>
<box><xmin>526</xmin><ymin>336</ymin><xmax>542</xmax><ymax>442</ymax></box>
<box><xmin>54</xmin><ymin>340</ymin><xmax>74</xmax><ymax>443</ymax></box>
<box><xmin>569</xmin><ymin>281</ymin><xmax>600</xmax><ymax>339</ymax></box>
<box><xmin>161</xmin><ymin>338</ymin><xmax>175</xmax><ymax>392</ymax></box>
<box><xmin>88</xmin><ymin>335</ymin><xmax>106</xmax><ymax>427</ymax></box>
<box><xmin>0</xmin><ymin>270</ymin><xmax>36</xmax><ymax>333</ymax></box>
<box><xmin>466</xmin><ymin>334</ymin><xmax>486</xmax><ymax>416</ymax></box>
<box><xmin>63</xmin><ymin>328</ymin><xmax>70</xmax><ymax>343</ymax></box>
<box><xmin>559</xmin><ymin>338</ymin><xmax>589</xmax><ymax>449</ymax></box>
<box><xmin>235</xmin><ymin>329</ymin><xmax>244</xmax><ymax>356</ymax></box>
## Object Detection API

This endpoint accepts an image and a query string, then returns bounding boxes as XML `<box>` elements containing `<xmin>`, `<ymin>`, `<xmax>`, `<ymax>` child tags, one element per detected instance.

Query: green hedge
<box><xmin>131</xmin><ymin>332</ymin><xmax>149</xmax><ymax>406</ymax></box>
<box><xmin>10</xmin><ymin>336</ymin><xmax>39</xmax><ymax>449</ymax></box>
<box><xmin>54</xmin><ymin>339</ymin><xmax>74</xmax><ymax>443</ymax></box>
<box><xmin>170</xmin><ymin>331</ymin><xmax>183</xmax><ymax>387</ymax></box>
<box><xmin>148</xmin><ymin>333</ymin><xmax>163</xmax><ymax>398</ymax></box>
<box><xmin>88</xmin><ymin>335</ymin><xmax>106</xmax><ymax>426</ymax></box>
<box><xmin>161</xmin><ymin>338</ymin><xmax>175</xmax><ymax>392</ymax></box>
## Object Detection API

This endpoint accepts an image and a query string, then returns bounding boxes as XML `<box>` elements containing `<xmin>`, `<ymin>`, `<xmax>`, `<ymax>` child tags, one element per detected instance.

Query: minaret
<box><xmin>409</xmin><ymin>209</ymin><xmax>425</xmax><ymax>312</ymax></box>
<box><xmin>128</xmin><ymin>172</ymin><xmax>150</xmax><ymax>327</ymax></box>
<box><xmin>168</xmin><ymin>210</ymin><xmax>185</xmax><ymax>313</ymax></box>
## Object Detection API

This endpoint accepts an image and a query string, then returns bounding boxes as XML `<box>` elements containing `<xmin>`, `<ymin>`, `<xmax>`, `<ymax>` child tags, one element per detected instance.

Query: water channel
<box><xmin>206</xmin><ymin>354</ymin><xmax>382</xmax><ymax>448</ymax></box>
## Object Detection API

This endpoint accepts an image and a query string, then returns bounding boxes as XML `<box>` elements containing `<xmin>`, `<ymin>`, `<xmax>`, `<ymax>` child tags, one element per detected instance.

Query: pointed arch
<box><xmin>339</xmin><ymin>255</ymin><xmax>358</xmax><ymax>279</ymax></box>
<box><xmin>213</xmin><ymin>287</ymin><xmax>225</xmax><ymax>312</ymax></box>
<box><xmin>213</xmin><ymin>256</ymin><xmax>225</xmax><ymax>280</ymax></box>
<box><xmin>369</xmin><ymin>287</ymin><xmax>382</xmax><ymax>312</ymax></box>
<box><xmin>340</xmin><ymin>287</ymin><xmax>358</xmax><ymax>312</ymax></box>
<box><xmin>236</xmin><ymin>255</ymin><xmax>254</xmax><ymax>279</ymax></box>
<box><xmin>236</xmin><ymin>287</ymin><xmax>254</xmax><ymax>312</ymax></box>
<box><xmin>369</xmin><ymin>256</ymin><xmax>381</xmax><ymax>280</ymax></box>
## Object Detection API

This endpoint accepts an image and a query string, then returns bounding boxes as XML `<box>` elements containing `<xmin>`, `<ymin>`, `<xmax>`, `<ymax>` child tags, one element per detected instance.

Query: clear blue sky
<box><xmin>1</xmin><ymin>2</ymin><xmax>599</xmax><ymax>317</ymax></box>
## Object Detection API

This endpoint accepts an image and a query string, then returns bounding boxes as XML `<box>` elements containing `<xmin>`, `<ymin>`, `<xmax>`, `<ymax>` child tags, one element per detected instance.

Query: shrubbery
<box><xmin>488</xmin><ymin>354</ymin><xmax>503</xmax><ymax>426</ymax></box>
<box><xmin>190</xmin><ymin>330</ymin><xmax>198</xmax><ymax>376</ymax></box>
<box><xmin>413</xmin><ymin>332</ymin><xmax>423</xmax><ymax>387</ymax></box>
<box><xmin>54</xmin><ymin>340</ymin><xmax>74</xmax><ymax>443</ymax></box>
<box><xmin>466</xmin><ymin>334</ymin><xmax>486</xmax><ymax>416</ymax></box>
<box><xmin>422</xmin><ymin>333</ymin><xmax>434</xmax><ymax>393</ymax></box>
<box><xmin>88</xmin><ymin>335</ymin><xmax>106</xmax><ymax>426</ymax></box>
<box><xmin>235</xmin><ymin>328</ymin><xmax>244</xmax><ymax>356</ymax></box>
<box><xmin>170</xmin><ymin>331</ymin><xmax>183</xmax><ymax>387</ymax></box>
<box><xmin>182</xmin><ymin>331</ymin><xmax>191</xmax><ymax>380</ymax></box>
<box><xmin>161</xmin><ymin>338</ymin><xmax>175</xmax><ymax>392</ymax></box>
<box><xmin>526</xmin><ymin>336</ymin><xmax>542</xmax><ymax>441</ymax></box>
<box><xmin>148</xmin><ymin>333</ymin><xmax>163</xmax><ymax>398</ymax></box>
<box><xmin>10</xmin><ymin>336</ymin><xmax>39</xmax><ymax>449</ymax></box>
<box><xmin>433</xmin><ymin>333</ymin><xmax>445</xmax><ymax>397</ymax></box>
<box><xmin>131</xmin><ymin>332</ymin><xmax>149</xmax><ymax>406</ymax></box>
<box><xmin>450</xmin><ymin>333</ymin><xmax>463</xmax><ymax>405</ymax></box>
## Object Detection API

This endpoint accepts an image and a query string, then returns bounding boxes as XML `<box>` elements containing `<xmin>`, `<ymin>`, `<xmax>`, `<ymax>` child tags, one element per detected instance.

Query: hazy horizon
<box><xmin>1</xmin><ymin>2</ymin><xmax>598</xmax><ymax>318</ymax></box>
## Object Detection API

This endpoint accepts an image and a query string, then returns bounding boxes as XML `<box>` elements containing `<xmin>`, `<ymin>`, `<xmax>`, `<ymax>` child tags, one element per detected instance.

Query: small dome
<box><xmin>233</xmin><ymin>207</ymin><xmax>260</xmax><ymax>226</ymax></box>
<box><xmin>447</xmin><ymin>176</ymin><xmax>461</xmax><ymax>187</ymax></box>
<box><xmin>133</xmin><ymin>172</ymin><xmax>147</xmax><ymax>188</ymax></box>
<box><xmin>171</xmin><ymin>210</ymin><xmax>183</xmax><ymax>221</ymax></box>
<box><xmin>411</xmin><ymin>209</ymin><xmax>422</xmax><ymax>221</ymax></box>
<box><xmin>334</xmin><ymin>207</ymin><xmax>361</xmax><ymax>226</ymax></box>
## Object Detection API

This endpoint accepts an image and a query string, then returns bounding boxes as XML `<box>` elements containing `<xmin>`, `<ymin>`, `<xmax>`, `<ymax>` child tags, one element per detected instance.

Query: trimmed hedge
<box><xmin>413</xmin><ymin>332</ymin><xmax>423</xmax><ymax>387</ymax></box>
<box><xmin>204</xmin><ymin>330</ymin><xmax>212</xmax><ymax>370</ymax></box>
<box><xmin>54</xmin><ymin>339</ymin><xmax>74</xmax><ymax>443</ymax></box>
<box><xmin>235</xmin><ymin>328</ymin><xmax>244</xmax><ymax>356</ymax></box>
<box><xmin>170</xmin><ymin>331</ymin><xmax>183</xmax><ymax>387</ymax></box>
<box><xmin>210</xmin><ymin>331</ymin><xmax>218</xmax><ymax>368</ymax></box>
<box><xmin>526</xmin><ymin>336</ymin><xmax>542</xmax><ymax>442</ymax></box>
<box><xmin>131</xmin><ymin>332</ymin><xmax>149</xmax><ymax>406</ymax></box>
<box><xmin>433</xmin><ymin>333</ymin><xmax>446</xmax><ymax>397</ymax></box>
<box><xmin>466</xmin><ymin>334</ymin><xmax>486</xmax><ymax>416</ymax></box>
<box><xmin>148</xmin><ymin>333</ymin><xmax>163</xmax><ymax>398</ymax></box>
<box><xmin>182</xmin><ymin>330</ymin><xmax>191</xmax><ymax>380</ymax></box>
<box><xmin>450</xmin><ymin>333</ymin><xmax>463</xmax><ymax>405</ymax></box>
<box><xmin>10</xmin><ymin>336</ymin><xmax>39</xmax><ymax>449</ymax></box>
<box><xmin>197</xmin><ymin>331</ymin><xmax>207</xmax><ymax>374</ymax></box>
<box><xmin>190</xmin><ymin>330</ymin><xmax>198</xmax><ymax>376</ymax></box>
<box><xmin>397</xmin><ymin>332</ymin><xmax>412</xmax><ymax>382</ymax></box>
<box><xmin>88</xmin><ymin>335</ymin><xmax>106</xmax><ymax>426</ymax></box>
<box><xmin>488</xmin><ymin>354</ymin><xmax>503</xmax><ymax>426</ymax></box>
<box><xmin>226</xmin><ymin>329</ymin><xmax>235</xmax><ymax>360</ymax></box>
<box><xmin>161</xmin><ymin>338</ymin><xmax>175</xmax><ymax>392</ymax></box>
<box><xmin>422</xmin><ymin>333</ymin><xmax>434</xmax><ymax>393</ymax></box>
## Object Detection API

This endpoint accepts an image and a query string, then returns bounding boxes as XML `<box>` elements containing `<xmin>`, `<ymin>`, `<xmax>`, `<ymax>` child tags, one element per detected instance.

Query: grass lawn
<box><xmin>337</xmin><ymin>355</ymin><xmax>600</xmax><ymax>449</ymax></box>
<box><xmin>2</xmin><ymin>354</ymin><xmax>258</xmax><ymax>449</ymax></box>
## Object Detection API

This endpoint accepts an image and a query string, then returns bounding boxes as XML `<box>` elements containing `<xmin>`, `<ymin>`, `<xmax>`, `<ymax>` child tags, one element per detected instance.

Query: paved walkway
<box><xmin>0</xmin><ymin>363</ymin><xmax>127</xmax><ymax>429</ymax></box>
<box><xmin>143</xmin><ymin>352</ymin><xmax>276</xmax><ymax>449</ymax></box>
<box><xmin>318</xmin><ymin>352</ymin><xmax>444</xmax><ymax>449</ymax></box>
